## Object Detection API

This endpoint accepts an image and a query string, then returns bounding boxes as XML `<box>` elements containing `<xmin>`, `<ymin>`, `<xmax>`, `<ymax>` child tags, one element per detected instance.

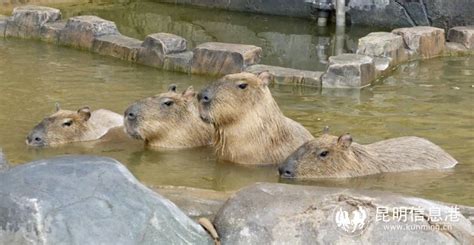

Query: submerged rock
<box><xmin>0</xmin><ymin>155</ymin><xmax>212</xmax><ymax>244</ymax></box>
<box><xmin>5</xmin><ymin>5</ymin><xmax>61</xmax><ymax>39</ymax></box>
<box><xmin>392</xmin><ymin>26</ymin><xmax>445</xmax><ymax>59</ymax></box>
<box><xmin>321</xmin><ymin>54</ymin><xmax>376</xmax><ymax>88</ymax></box>
<box><xmin>215</xmin><ymin>183</ymin><xmax>473</xmax><ymax>245</ymax></box>
<box><xmin>448</xmin><ymin>26</ymin><xmax>474</xmax><ymax>50</ymax></box>
<box><xmin>191</xmin><ymin>42</ymin><xmax>262</xmax><ymax>76</ymax></box>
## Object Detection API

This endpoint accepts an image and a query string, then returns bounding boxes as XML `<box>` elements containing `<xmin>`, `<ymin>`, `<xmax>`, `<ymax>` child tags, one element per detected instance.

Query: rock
<box><xmin>0</xmin><ymin>155</ymin><xmax>212</xmax><ymax>244</ymax></box>
<box><xmin>245</xmin><ymin>64</ymin><xmax>323</xmax><ymax>87</ymax></box>
<box><xmin>392</xmin><ymin>26</ymin><xmax>445</xmax><ymax>59</ymax></box>
<box><xmin>215</xmin><ymin>183</ymin><xmax>474</xmax><ymax>245</ymax></box>
<box><xmin>152</xmin><ymin>185</ymin><xmax>232</xmax><ymax>221</ymax></box>
<box><xmin>445</xmin><ymin>42</ymin><xmax>471</xmax><ymax>56</ymax></box>
<box><xmin>163</xmin><ymin>51</ymin><xmax>194</xmax><ymax>73</ymax></box>
<box><xmin>0</xmin><ymin>149</ymin><xmax>7</xmax><ymax>172</ymax></box>
<box><xmin>92</xmin><ymin>34</ymin><xmax>142</xmax><ymax>62</ymax></box>
<box><xmin>0</xmin><ymin>15</ymin><xmax>7</xmax><ymax>37</ymax></box>
<box><xmin>40</xmin><ymin>21</ymin><xmax>65</xmax><ymax>43</ymax></box>
<box><xmin>448</xmin><ymin>26</ymin><xmax>474</xmax><ymax>50</ymax></box>
<box><xmin>357</xmin><ymin>32</ymin><xmax>408</xmax><ymax>66</ymax></box>
<box><xmin>191</xmin><ymin>42</ymin><xmax>262</xmax><ymax>76</ymax></box>
<box><xmin>137</xmin><ymin>33</ymin><xmax>187</xmax><ymax>68</ymax></box>
<box><xmin>59</xmin><ymin>16</ymin><xmax>119</xmax><ymax>50</ymax></box>
<box><xmin>5</xmin><ymin>5</ymin><xmax>61</xmax><ymax>39</ymax></box>
<box><xmin>321</xmin><ymin>54</ymin><xmax>376</xmax><ymax>88</ymax></box>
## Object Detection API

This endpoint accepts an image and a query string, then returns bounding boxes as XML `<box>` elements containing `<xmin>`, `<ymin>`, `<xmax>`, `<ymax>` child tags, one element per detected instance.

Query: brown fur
<box><xmin>198</xmin><ymin>72</ymin><xmax>314</xmax><ymax>165</ymax></box>
<box><xmin>124</xmin><ymin>85</ymin><xmax>213</xmax><ymax>149</ymax></box>
<box><xmin>27</xmin><ymin>106</ymin><xmax>123</xmax><ymax>147</ymax></box>
<box><xmin>279</xmin><ymin>133</ymin><xmax>458</xmax><ymax>179</ymax></box>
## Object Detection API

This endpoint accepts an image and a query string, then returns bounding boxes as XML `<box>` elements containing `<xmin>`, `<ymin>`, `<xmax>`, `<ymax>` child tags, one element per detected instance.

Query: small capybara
<box><xmin>197</xmin><ymin>72</ymin><xmax>314</xmax><ymax>165</ymax></box>
<box><xmin>27</xmin><ymin>104</ymin><xmax>123</xmax><ymax>147</ymax></box>
<box><xmin>124</xmin><ymin>85</ymin><xmax>213</xmax><ymax>149</ymax></box>
<box><xmin>279</xmin><ymin>131</ymin><xmax>458</xmax><ymax>179</ymax></box>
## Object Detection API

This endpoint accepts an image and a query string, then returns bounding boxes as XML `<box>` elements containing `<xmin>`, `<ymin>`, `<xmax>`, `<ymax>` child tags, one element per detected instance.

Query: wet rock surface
<box><xmin>137</xmin><ymin>33</ymin><xmax>187</xmax><ymax>68</ymax></box>
<box><xmin>215</xmin><ymin>183</ymin><xmax>474</xmax><ymax>245</ymax></box>
<box><xmin>59</xmin><ymin>15</ymin><xmax>119</xmax><ymax>50</ymax></box>
<box><xmin>448</xmin><ymin>26</ymin><xmax>474</xmax><ymax>50</ymax></box>
<box><xmin>392</xmin><ymin>26</ymin><xmax>445</xmax><ymax>59</ymax></box>
<box><xmin>0</xmin><ymin>15</ymin><xmax>7</xmax><ymax>37</ymax></box>
<box><xmin>0</xmin><ymin>155</ymin><xmax>212</xmax><ymax>245</ymax></box>
<box><xmin>92</xmin><ymin>34</ymin><xmax>142</xmax><ymax>61</ymax></box>
<box><xmin>5</xmin><ymin>5</ymin><xmax>61</xmax><ymax>39</ymax></box>
<box><xmin>40</xmin><ymin>21</ymin><xmax>65</xmax><ymax>43</ymax></box>
<box><xmin>163</xmin><ymin>51</ymin><xmax>194</xmax><ymax>73</ymax></box>
<box><xmin>191</xmin><ymin>42</ymin><xmax>262</xmax><ymax>76</ymax></box>
<box><xmin>357</xmin><ymin>32</ymin><xmax>407</xmax><ymax>66</ymax></box>
<box><xmin>246</xmin><ymin>64</ymin><xmax>323</xmax><ymax>87</ymax></box>
<box><xmin>322</xmin><ymin>54</ymin><xmax>376</xmax><ymax>88</ymax></box>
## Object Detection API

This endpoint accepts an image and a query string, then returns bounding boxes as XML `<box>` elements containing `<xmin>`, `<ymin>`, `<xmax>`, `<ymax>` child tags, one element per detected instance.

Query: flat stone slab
<box><xmin>163</xmin><ymin>51</ymin><xmax>194</xmax><ymax>73</ymax></box>
<box><xmin>59</xmin><ymin>15</ymin><xmax>119</xmax><ymax>50</ymax></box>
<box><xmin>137</xmin><ymin>33</ymin><xmax>187</xmax><ymax>68</ymax></box>
<box><xmin>0</xmin><ymin>155</ymin><xmax>212</xmax><ymax>244</ymax></box>
<box><xmin>321</xmin><ymin>54</ymin><xmax>376</xmax><ymax>88</ymax></box>
<box><xmin>357</xmin><ymin>32</ymin><xmax>407</xmax><ymax>66</ymax></box>
<box><xmin>215</xmin><ymin>183</ymin><xmax>474</xmax><ymax>244</ymax></box>
<box><xmin>392</xmin><ymin>26</ymin><xmax>445</xmax><ymax>58</ymax></box>
<box><xmin>448</xmin><ymin>26</ymin><xmax>474</xmax><ymax>50</ymax></box>
<box><xmin>92</xmin><ymin>34</ymin><xmax>142</xmax><ymax>62</ymax></box>
<box><xmin>5</xmin><ymin>5</ymin><xmax>61</xmax><ymax>39</ymax></box>
<box><xmin>191</xmin><ymin>42</ymin><xmax>262</xmax><ymax>76</ymax></box>
<box><xmin>245</xmin><ymin>64</ymin><xmax>323</xmax><ymax>87</ymax></box>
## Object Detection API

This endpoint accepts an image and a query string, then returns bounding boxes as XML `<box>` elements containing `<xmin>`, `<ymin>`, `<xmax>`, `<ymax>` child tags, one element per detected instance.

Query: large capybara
<box><xmin>279</xmin><ymin>131</ymin><xmax>458</xmax><ymax>179</ymax></box>
<box><xmin>27</xmin><ymin>104</ymin><xmax>123</xmax><ymax>147</ymax></box>
<box><xmin>197</xmin><ymin>72</ymin><xmax>314</xmax><ymax>165</ymax></box>
<box><xmin>124</xmin><ymin>85</ymin><xmax>213</xmax><ymax>149</ymax></box>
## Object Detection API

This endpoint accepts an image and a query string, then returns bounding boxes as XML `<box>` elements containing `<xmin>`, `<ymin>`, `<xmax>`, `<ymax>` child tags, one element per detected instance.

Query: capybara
<box><xmin>124</xmin><ymin>85</ymin><xmax>213</xmax><ymax>149</ymax></box>
<box><xmin>197</xmin><ymin>72</ymin><xmax>314</xmax><ymax>165</ymax></box>
<box><xmin>279</xmin><ymin>132</ymin><xmax>458</xmax><ymax>179</ymax></box>
<box><xmin>27</xmin><ymin>104</ymin><xmax>123</xmax><ymax>147</ymax></box>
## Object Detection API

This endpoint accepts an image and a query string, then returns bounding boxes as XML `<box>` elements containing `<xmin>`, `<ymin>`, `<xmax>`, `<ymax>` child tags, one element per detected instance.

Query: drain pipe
<box><xmin>335</xmin><ymin>0</ymin><xmax>346</xmax><ymax>26</ymax></box>
<box><xmin>305</xmin><ymin>0</ymin><xmax>333</xmax><ymax>26</ymax></box>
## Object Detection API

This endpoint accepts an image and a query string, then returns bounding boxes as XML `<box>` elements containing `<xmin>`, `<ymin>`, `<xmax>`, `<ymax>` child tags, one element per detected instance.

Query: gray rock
<box><xmin>92</xmin><ymin>34</ymin><xmax>142</xmax><ymax>62</ymax></box>
<box><xmin>321</xmin><ymin>54</ymin><xmax>376</xmax><ymax>88</ymax></box>
<box><xmin>0</xmin><ymin>155</ymin><xmax>212</xmax><ymax>244</ymax></box>
<box><xmin>5</xmin><ymin>5</ymin><xmax>61</xmax><ymax>39</ymax></box>
<box><xmin>215</xmin><ymin>183</ymin><xmax>474</xmax><ymax>245</ymax></box>
<box><xmin>0</xmin><ymin>149</ymin><xmax>8</xmax><ymax>172</ymax></box>
<box><xmin>448</xmin><ymin>26</ymin><xmax>474</xmax><ymax>50</ymax></box>
<box><xmin>0</xmin><ymin>15</ymin><xmax>7</xmax><ymax>38</ymax></box>
<box><xmin>445</xmin><ymin>42</ymin><xmax>473</xmax><ymax>56</ymax></box>
<box><xmin>40</xmin><ymin>21</ymin><xmax>65</xmax><ymax>43</ymax></box>
<box><xmin>163</xmin><ymin>51</ymin><xmax>194</xmax><ymax>73</ymax></box>
<box><xmin>137</xmin><ymin>33</ymin><xmax>187</xmax><ymax>68</ymax></box>
<box><xmin>245</xmin><ymin>64</ymin><xmax>323</xmax><ymax>87</ymax></box>
<box><xmin>392</xmin><ymin>26</ymin><xmax>445</xmax><ymax>59</ymax></box>
<box><xmin>191</xmin><ymin>42</ymin><xmax>262</xmax><ymax>76</ymax></box>
<box><xmin>357</xmin><ymin>32</ymin><xmax>408</xmax><ymax>66</ymax></box>
<box><xmin>59</xmin><ymin>15</ymin><xmax>119</xmax><ymax>50</ymax></box>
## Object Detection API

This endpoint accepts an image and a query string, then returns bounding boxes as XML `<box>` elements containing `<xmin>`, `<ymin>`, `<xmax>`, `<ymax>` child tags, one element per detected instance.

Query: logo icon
<box><xmin>334</xmin><ymin>205</ymin><xmax>369</xmax><ymax>236</ymax></box>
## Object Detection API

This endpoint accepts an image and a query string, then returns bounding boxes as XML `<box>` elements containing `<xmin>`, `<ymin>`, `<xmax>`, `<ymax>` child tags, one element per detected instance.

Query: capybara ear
<box><xmin>77</xmin><ymin>106</ymin><xmax>91</xmax><ymax>121</ymax></box>
<box><xmin>55</xmin><ymin>102</ymin><xmax>61</xmax><ymax>112</ymax></box>
<box><xmin>182</xmin><ymin>86</ymin><xmax>196</xmax><ymax>101</ymax></box>
<box><xmin>168</xmin><ymin>84</ymin><xmax>178</xmax><ymax>93</ymax></box>
<box><xmin>323</xmin><ymin>126</ymin><xmax>330</xmax><ymax>134</ymax></box>
<box><xmin>257</xmin><ymin>71</ymin><xmax>273</xmax><ymax>86</ymax></box>
<box><xmin>337</xmin><ymin>133</ymin><xmax>352</xmax><ymax>149</ymax></box>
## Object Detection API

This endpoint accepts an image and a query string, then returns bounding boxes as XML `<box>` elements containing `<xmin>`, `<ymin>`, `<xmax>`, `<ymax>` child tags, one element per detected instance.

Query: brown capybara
<box><xmin>27</xmin><ymin>104</ymin><xmax>123</xmax><ymax>147</ymax></box>
<box><xmin>279</xmin><ymin>131</ymin><xmax>458</xmax><ymax>179</ymax></box>
<box><xmin>197</xmin><ymin>72</ymin><xmax>314</xmax><ymax>165</ymax></box>
<box><xmin>124</xmin><ymin>85</ymin><xmax>213</xmax><ymax>149</ymax></box>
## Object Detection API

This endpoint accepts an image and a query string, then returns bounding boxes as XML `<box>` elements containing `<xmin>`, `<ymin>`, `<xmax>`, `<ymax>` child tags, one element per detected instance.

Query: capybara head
<box><xmin>124</xmin><ymin>85</ymin><xmax>203</xmax><ymax>145</ymax></box>
<box><xmin>197</xmin><ymin>72</ymin><xmax>274</xmax><ymax>126</ymax></box>
<box><xmin>27</xmin><ymin>104</ymin><xmax>92</xmax><ymax>147</ymax></box>
<box><xmin>279</xmin><ymin>132</ymin><xmax>355</xmax><ymax>179</ymax></box>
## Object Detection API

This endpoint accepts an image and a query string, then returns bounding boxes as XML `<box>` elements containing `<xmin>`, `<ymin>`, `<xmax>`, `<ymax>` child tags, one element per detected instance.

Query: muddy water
<box><xmin>0</xmin><ymin>38</ymin><xmax>472</xmax><ymax>205</ymax></box>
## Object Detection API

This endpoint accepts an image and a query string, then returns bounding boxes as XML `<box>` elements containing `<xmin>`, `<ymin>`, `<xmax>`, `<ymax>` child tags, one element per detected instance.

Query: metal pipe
<box><xmin>336</xmin><ymin>0</ymin><xmax>345</xmax><ymax>26</ymax></box>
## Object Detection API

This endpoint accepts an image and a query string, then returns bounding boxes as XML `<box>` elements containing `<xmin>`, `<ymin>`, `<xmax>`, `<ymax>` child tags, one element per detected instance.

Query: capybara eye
<box><xmin>163</xmin><ymin>101</ymin><xmax>174</xmax><ymax>107</ymax></box>
<box><xmin>62</xmin><ymin>121</ymin><xmax>73</xmax><ymax>127</ymax></box>
<box><xmin>319</xmin><ymin>150</ymin><xmax>329</xmax><ymax>158</ymax></box>
<box><xmin>238</xmin><ymin>83</ymin><xmax>248</xmax><ymax>89</ymax></box>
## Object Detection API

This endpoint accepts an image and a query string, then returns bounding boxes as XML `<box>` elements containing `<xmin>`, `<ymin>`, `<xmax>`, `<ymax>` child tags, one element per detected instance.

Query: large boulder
<box><xmin>392</xmin><ymin>26</ymin><xmax>445</xmax><ymax>59</ymax></box>
<box><xmin>448</xmin><ymin>26</ymin><xmax>474</xmax><ymax>50</ymax></box>
<box><xmin>357</xmin><ymin>32</ymin><xmax>408</xmax><ymax>66</ymax></box>
<box><xmin>215</xmin><ymin>183</ymin><xmax>474</xmax><ymax>244</ymax></box>
<box><xmin>245</xmin><ymin>64</ymin><xmax>323</xmax><ymax>87</ymax></box>
<box><xmin>191</xmin><ymin>42</ymin><xmax>262</xmax><ymax>76</ymax></box>
<box><xmin>0</xmin><ymin>149</ymin><xmax>7</xmax><ymax>172</ymax></box>
<box><xmin>58</xmin><ymin>16</ymin><xmax>119</xmax><ymax>50</ymax></box>
<box><xmin>92</xmin><ymin>34</ymin><xmax>142</xmax><ymax>62</ymax></box>
<box><xmin>321</xmin><ymin>54</ymin><xmax>376</xmax><ymax>88</ymax></box>
<box><xmin>5</xmin><ymin>5</ymin><xmax>61</xmax><ymax>39</ymax></box>
<box><xmin>0</xmin><ymin>155</ymin><xmax>212</xmax><ymax>244</ymax></box>
<box><xmin>137</xmin><ymin>33</ymin><xmax>188</xmax><ymax>68</ymax></box>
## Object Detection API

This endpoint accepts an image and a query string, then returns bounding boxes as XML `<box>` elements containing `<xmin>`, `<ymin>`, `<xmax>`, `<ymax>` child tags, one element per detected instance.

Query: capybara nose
<box><xmin>279</xmin><ymin>164</ymin><xmax>295</xmax><ymax>178</ymax></box>
<box><xmin>197</xmin><ymin>89</ymin><xmax>212</xmax><ymax>104</ymax></box>
<box><xmin>26</xmin><ymin>133</ymin><xmax>44</xmax><ymax>146</ymax></box>
<box><xmin>125</xmin><ymin>105</ymin><xmax>139</xmax><ymax>121</ymax></box>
